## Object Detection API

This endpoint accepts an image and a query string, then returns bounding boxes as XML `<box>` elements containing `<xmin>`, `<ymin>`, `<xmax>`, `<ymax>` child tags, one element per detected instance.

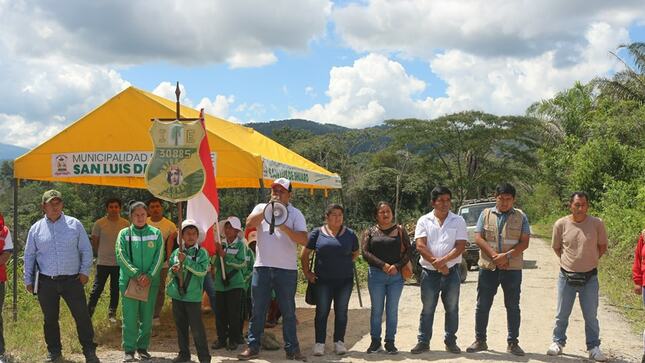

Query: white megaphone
<box><xmin>263</xmin><ymin>200</ymin><xmax>289</xmax><ymax>234</ymax></box>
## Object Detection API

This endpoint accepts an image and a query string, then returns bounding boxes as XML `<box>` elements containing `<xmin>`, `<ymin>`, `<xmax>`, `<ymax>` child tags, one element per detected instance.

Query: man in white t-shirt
<box><xmin>411</xmin><ymin>186</ymin><xmax>467</xmax><ymax>355</ymax></box>
<box><xmin>146</xmin><ymin>197</ymin><xmax>178</xmax><ymax>324</ymax></box>
<box><xmin>238</xmin><ymin>178</ymin><xmax>308</xmax><ymax>361</ymax></box>
<box><xmin>87</xmin><ymin>198</ymin><xmax>129</xmax><ymax>322</ymax></box>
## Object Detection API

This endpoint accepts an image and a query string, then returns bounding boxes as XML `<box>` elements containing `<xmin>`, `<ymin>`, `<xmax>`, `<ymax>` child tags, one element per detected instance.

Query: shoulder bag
<box><xmin>398</xmin><ymin>225</ymin><xmax>414</xmax><ymax>280</ymax></box>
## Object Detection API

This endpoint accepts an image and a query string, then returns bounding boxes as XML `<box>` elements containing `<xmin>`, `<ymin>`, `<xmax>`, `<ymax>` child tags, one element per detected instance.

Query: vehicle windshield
<box><xmin>458</xmin><ymin>203</ymin><xmax>495</xmax><ymax>226</ymax></box>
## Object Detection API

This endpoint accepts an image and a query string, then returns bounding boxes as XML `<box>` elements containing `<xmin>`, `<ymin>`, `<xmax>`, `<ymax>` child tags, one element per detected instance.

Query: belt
<box><xmin>39</xmin><ymin>273</ymin><xmax>79</xmax><ymax>281</ymax></box>
<box><xmin>423</xmin><ymin>264</ymin><xmax>459</xmax><ymax>274</ymax></box>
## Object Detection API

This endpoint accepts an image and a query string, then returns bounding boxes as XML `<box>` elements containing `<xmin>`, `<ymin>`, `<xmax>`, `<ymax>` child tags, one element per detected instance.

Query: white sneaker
<box><xmin>312</xmin><ymin>343</ymin><xmax>325</xmax><ymax>356</ymax></box>
<box><xmin>546</xmin><ymin>342</ymin><xmax>563</xmax><ymax>356</ymax></box>
<box><xmin>152</xmin><ymin>317</ymin><xmax>161</xmax><ymax>327</ymax></box>
<box><xmin>334</xmin><ymin>341</ymin><xmax>347</xmax><ymax>355</ymax></box>
<box><xmin>588</xmin><ymin>346</ymin><xmax>607</xmax><ymax>362</ymax></box>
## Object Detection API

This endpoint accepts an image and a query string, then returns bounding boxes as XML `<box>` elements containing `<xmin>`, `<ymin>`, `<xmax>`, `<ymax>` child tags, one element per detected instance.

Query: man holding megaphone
<box><xmin>238</xmin><ymin>178</ymin><xmax>308</xmax><ymax>362</ymax></box>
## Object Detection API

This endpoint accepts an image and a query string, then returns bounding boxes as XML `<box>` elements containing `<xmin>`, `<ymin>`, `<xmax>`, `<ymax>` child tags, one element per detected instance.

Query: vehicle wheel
<box><xmin>459</xmin><ymin>260</ymin><xmax>468</xmax><ymax>283</ymax></box>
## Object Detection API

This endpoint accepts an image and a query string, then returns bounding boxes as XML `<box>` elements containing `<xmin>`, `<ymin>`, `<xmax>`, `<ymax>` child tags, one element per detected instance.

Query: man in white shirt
<box><xmin>411</xmin><ymin>186</ymin><xmax>467</xmax><ymax>355</ymax></box>
<box><xmin>238</xmin><ymin>178</ymin><xmax>308</xmax><ymax>361</ymax></box>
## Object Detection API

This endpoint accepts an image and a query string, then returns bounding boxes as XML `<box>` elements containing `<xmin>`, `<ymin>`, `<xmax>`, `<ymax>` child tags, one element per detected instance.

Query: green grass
<box><xmin>3</xmin><ymin>260</ymin><xmax>114</xmax><ymax>362</ymax></box>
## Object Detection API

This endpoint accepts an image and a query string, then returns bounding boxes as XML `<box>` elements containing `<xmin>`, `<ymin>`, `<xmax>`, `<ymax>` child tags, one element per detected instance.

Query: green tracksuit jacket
<box><xmin>166</xmin><ymin>244</ymin><xmax>209</xmax><ymax>302</ymax></box>
<box><xmin>115</xmin><ymin>224</ymin><xmax>164</xmax><ymax>352</ymax></box>
<box><xmin>212</xmin><ymin>237</ymin><xmax>247</xmax><ymax>291</ymax></box>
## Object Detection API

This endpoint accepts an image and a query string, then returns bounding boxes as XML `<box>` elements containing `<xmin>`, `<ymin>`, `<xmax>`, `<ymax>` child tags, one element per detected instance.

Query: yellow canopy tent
<box><xmin>13</xmin><ymin>86</ymin><xmax>341</xmax><ymax>190</ymax></box>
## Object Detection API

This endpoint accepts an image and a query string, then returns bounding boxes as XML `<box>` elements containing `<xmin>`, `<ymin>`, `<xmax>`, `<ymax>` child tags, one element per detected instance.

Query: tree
<box><xmin>594</xmin><ymin>42</ymin><xmax>645</xmax><ymax>104</ymax></box>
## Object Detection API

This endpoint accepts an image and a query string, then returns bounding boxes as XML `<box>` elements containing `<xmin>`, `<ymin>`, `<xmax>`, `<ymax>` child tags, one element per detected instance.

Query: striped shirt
<box><xmin>24</xmin><ymin>213</ymin><xmax>93</xmax><ymax>285</ymax></box>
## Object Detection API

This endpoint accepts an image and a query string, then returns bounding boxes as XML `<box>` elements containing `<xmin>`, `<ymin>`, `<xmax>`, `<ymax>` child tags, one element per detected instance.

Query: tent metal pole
<box><xmin>339</xmin><ymin>188</ymin><xmax>362</xmax><ymax>308</ymax></box>
<box><xmin>12</xmin><ymin>178</ymin><xmax>18</xmax><ymax>322</ymax></box>
<box><xmin>257</xmin><ymin>178</ymin><xmax>265</xmax><ymax>204</ymax></box>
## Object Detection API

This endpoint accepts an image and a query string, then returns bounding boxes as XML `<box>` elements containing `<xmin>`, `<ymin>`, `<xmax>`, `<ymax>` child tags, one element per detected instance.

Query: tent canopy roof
<box><xmin>14</xmin><ymin>86</ymin><xmax>341</xmax><ymax>190</ymax></box>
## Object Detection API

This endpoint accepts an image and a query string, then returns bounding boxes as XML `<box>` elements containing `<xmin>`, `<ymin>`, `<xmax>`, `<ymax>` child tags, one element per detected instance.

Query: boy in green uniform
<box><xmin>212</xmin><ymin>216</ymin><xmax>248</xmax><ymax>351</ymax></box>
<box><xmin>167</xmin><ymin>219</ymin><xmax>211</xmax><ymax>363</ymax></box>
<box><xmin>116</xmin><ymin>202</ymin><xmax>164</xmax><ymax>362</ymax></box>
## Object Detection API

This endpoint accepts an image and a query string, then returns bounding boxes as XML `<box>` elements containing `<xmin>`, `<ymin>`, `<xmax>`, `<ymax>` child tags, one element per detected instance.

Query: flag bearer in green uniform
<box><xmin>116</xmin><ymin>202</ymin><xmax>164</xmax><ymax>362</ymax></box>
<box><xmin>211</xmin><ymin>216</ymin><xmax>248</xmax><ymax>351</ymax></box>
<box><xmin>167</xmin><ymin>219</ymin><xmax>211</xmax><ymax>363</ymax></box>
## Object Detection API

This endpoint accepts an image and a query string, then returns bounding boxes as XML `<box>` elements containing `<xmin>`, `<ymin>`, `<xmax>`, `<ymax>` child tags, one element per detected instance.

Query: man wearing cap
<box><xmin>24</xmin><ymin>190</ymin><xmax>100</xmax><ymax>363</ymax></box>
<box><xmin>212</xmin><ymin>216</ymin><xmax>248</xmax><ymax>351</ymax></box>
<box><xmin>167</xmin><ymin>219</ymin><xmax>211</xmax><ymax>363</ymax></box>
<box><xmin>146</xmin><ymin>197</ymin><xmax>178</xmax><ymax>325</ymax></box>
<box><xmin>238</xmin><ymin>178</ymin><xmax>308</xmax><ymax>361</ymax></box>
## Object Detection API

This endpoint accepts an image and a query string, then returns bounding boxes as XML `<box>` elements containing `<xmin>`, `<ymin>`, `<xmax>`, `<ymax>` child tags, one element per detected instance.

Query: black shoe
<box><xmin>237</xmin><ymin>347</ymin><xmax>260</xmax><ymax>361</ymax></box>
<box><xmin>228</xmin><ymin>341</ymin><xmax>242</xmax><ymax>351</ymax></box>
<box><xmin>507</xmin><ymin>342</ymin><xmax>525</xmax><ymax>356</ymax></box>
<box><xmin>466</xmin><ymin>340</ymin><xmax>488</xmax><ymax>353</ymax></box>
<box><xmin>171</xmin><ymin>355</ymin><xmax>191</xmax><ymax>363</ymax></box>
<box><xmin>212</xmin><ymin>340</ymin><xmax>227</xmax><ymax>350</ymax></box>
<box><xmin>366</xmin><ymin>338</ymin><xmax>381</xmax><ymax>353</ymax></box>
<box><xmin>85</xmin><ymin>351</ymin><xmax>101</xmax><ymax>363</ymax></box>
<box><xmin>641</xmin><ymin>352</ymin><xmax>645</xmax><ymax>363</ymax></box>
<box><xmin>384</xmin><ymin>340</ymin><xmax>398</xmax><ymax>354</ymax></box>
<box><xmin>286</xmin><ymin>350</ymin><xmax>307</xmax><ymax>361</ymax></box>
<box><xmin>122</xmin><ymin>352</ymin><xmax>136</xmax><ymax>363</ymax></box>
<box><xmin>136</xmin><ymin>349</ymin><xmax>152</xmax><ymax>360</ymax></box>
<box><xmin>411</xmin><ymin>342</ymin><xmax>429</xmax><ymax>354</ymax></box>
<box><xmin>45</xmin><ymin>352</ymin><xmax>62</xmax><ymax>362</ymax></box>
<box><xmin>445</xmin><ymin>343</ymin><xmax>461</xmax><ymax>354</ymax></box>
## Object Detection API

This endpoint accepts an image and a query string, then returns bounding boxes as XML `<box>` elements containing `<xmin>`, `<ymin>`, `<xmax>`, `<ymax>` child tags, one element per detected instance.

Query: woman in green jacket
<box><xmin>211</xmin><ymin>216</ymin><xmax>248</xmax><ymax>351</ymax></box>
<box><xmin>116</xmin><ymin>202</ymin><xmax>164</xmax><ymax>362</ymax></box>
<box><xmin>167</xmin><ymin>219</ymin><xmax>211</xmax><ymax>363</ymax></box>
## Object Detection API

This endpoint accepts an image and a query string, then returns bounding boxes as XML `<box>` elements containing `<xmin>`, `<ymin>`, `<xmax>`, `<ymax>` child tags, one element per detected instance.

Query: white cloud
<box><xmin>305</xmin><ymin>86</ymin><xmax>317</xmax><ymax>97</ymax></box>
<box><xmin>1</xmin><ymin>0</ymin><xmax>331</xmax><ymax>68</ymax></box>
<box><xmin>197</xmin><ymin>95</ymin><xmax>237</xmax><ymax>121</ymax></box>
<box><xmin>0</xmin><ymin>113</ymin><xmax>65</xmax><ymax>148</ymax></box>
<box><xmin>152</xmin><ymin>82</ymin><xmax>193</xmax><ymax>107</ymax></box>
<box><xmin>292</xmin><ymin>22</ymin><xmax>629</xmax><ymax>127</ymax></box>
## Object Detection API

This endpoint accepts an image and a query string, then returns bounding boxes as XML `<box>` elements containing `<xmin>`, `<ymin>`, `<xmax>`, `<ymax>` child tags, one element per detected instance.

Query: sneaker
<box><xmin>237</xmin><ymin>347</ymin><xmax>259</xmax><ymax>361</ymax></box>
<box><xmin>312</xmin><ymin>343</ymin><xmax>325</xmax><ymax>356</ymax></box>
<box><xmin>286</xmin><ymin>350</ymin><xmax>307</xmax><ymax>361</ymax></box>
<box><xmin>366</xmin><ymin>338</ymin><xmax>381</xmax><ymax>353</ymax></box>
<box><xmin>588</xmin><ymin>346</ymin><xmax>607</xmax><ymax>362</ymax></box>
<box><xmin>466</xmin><ymin>340</ymin><xmax>488</xmax><ymax>353</ymax></box>
<box><xmin>384</xmin><ymin>340</ymin><xmax>398</xmax><ymax>354</ymax></box>
<box><xmin>45</xmin><ymin>352</ymin><xmax>62</xmax><ymax>362</ymax></box>
<box><xmin>445</xmin><ymin>343</ymin><xmax>461</xmax><ymax>354</ymax></box>
<box><xmin>84</xmin><ymin>352</ymin><xmax>101</xmax><ymax>363</ymax></box>
<box><xmin>137</xmin><ymin>349</ymin><xmax>152</xmax><ymax>360</ymax></box>
<box><xmin>507</xmin><ymin>342</ymin><xmax>525</xmax><ymax>356</ymax></box>
<box><xmin>171</xmin><ymin>355</ymin><xmax>191</xmax><ymax>363</ymax></box>
<box><xmin>122</xmin><ymin>352</ymin><xmax>136</xmax><ymax>363</ymax></box>
<box><xmin>211</xmin><ymin>340</ymin><xmax>227</xmax><ymax>350</ymax></box>
<box><xmin>334</xmin><ymin>341</ymin><xmax>347</xmax><ymax>355</ymax></box>
<box><xmin>411</xmin><ymin>342</ymin><xmax>429</xmax><ymax>354</ymax></box>
<box><xmin>152</xmin><ymin>317</ymin><xmax>161</xmax><ymax>327</ymax></box>
<box><xmin>546</xmin><ymin>342</ymin><xmax>563</xmax><ymax>356</ymax></box>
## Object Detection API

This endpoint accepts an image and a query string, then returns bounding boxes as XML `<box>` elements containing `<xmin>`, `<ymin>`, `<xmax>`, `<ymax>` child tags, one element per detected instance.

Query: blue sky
<box><xmin>1</xmin><ymin>0</ymin><xmax>644</xmax><ymax>147</ymax></box>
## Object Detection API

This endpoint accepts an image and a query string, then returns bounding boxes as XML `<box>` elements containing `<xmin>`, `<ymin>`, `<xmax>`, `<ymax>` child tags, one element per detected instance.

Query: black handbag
<box><xmin>561</xmin><ymin>267</ymin><xmax>597</xmax><ymax>287</ymax></box>
<box><xmin>305</xmin><ymin>251</ymin><xmax>316</xmax><ymax>305</ymax></box>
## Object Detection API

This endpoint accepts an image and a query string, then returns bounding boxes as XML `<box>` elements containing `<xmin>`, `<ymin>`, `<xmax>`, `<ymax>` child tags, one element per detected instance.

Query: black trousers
<box><xmin>37</xmin><ymin>276</ymin><xmax>97</xmax><ymax>355</ymax></box>
<box><xmin>215</xmin><ymin>288</ymin><xmax>243</xmax><ymax>344</ymax></box>
<box><xmin>87</xmin><ymin>265</ymin><xmax>120</xmax><ymax>315</ymax></box>
<box><xmin>171</xmin><ymin>299</ymin><xmax>211</xmax><ymax>362</ymax></box>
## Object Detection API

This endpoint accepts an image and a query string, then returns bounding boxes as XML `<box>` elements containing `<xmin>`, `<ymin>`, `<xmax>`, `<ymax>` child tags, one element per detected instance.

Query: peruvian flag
<box><xmin>187</xmin><ymin>109</ymin><xmax>219</xmax><ymax>256</ymax></box>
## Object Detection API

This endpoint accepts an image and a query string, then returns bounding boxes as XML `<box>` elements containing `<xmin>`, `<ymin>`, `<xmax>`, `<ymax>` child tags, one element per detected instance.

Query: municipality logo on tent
<box><xmin>145</xmin><ymin>120</ymin><xmax>206</xmax><ymax>202</ymax></box>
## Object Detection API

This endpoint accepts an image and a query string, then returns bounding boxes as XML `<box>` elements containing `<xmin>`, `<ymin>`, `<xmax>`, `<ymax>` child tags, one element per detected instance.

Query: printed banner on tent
<box><xmin>262</xmin><ymin>158</ymin><xmax>342</xmax><ymax>188</ymax></box>
<box><xmin>145</xmin><ymin>120</ymin><xmax>207</xmax><ymax>202</ymax></box>
<box><xmin>51</xmin><ymin>151</ymin><xmax>216</xmax><ymax>178</ymax></box>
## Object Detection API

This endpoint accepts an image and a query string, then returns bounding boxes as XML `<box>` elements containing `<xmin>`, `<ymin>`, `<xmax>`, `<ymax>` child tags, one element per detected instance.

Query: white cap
<box><xmin>181</xmin><ymin>219</ymin><xmax>205</xmax><ymax>244</ymax></box>
<box><xmin>220</xmin><ymin>216</ymin><xmax>242</xmax><ymax>231</ymax></box>
<box><xmin>271</xmin><ymin>177</ymin><xmax>292</xmax><ymax>192</ymax></box>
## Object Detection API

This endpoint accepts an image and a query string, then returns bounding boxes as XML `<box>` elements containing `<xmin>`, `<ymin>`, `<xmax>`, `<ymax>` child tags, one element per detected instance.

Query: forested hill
<box><xmin>0</xmin><ymin>143</ymin><xmax>27</xmax><ymax>161</ymax></box>
<box><xmin>246</xmin><ymin>119</ymin><xmax>350</xmax><ymax>137</ymax></box>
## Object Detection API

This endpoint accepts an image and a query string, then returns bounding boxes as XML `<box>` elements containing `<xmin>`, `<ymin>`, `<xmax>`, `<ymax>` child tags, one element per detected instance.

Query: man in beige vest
<box><xmin>466</xmin><ymin>183</ymin><xmax>530</xmax><ymax>356</ymax></box>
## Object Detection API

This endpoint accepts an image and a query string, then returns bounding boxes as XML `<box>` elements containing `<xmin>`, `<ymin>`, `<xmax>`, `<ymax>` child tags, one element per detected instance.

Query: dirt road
<box><xmin>91</xmin><ymin>237</ymin><xmax>641</xmax><ymax>362</ymax></box>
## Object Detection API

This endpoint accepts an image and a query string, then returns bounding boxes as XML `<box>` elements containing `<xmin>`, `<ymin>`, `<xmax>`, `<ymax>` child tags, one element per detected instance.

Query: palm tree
<box><xmin>594</xmin><ymin>42</ymin><xmax>645</xmax><ymax>104</ymax></box>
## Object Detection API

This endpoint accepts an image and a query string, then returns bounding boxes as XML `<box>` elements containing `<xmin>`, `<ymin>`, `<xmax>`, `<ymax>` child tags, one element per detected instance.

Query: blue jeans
<box><xmin>202</xmin><ymin>273</ymin><xmax>217</xmax><ymax>315</ymax></box>
<box><xmin>314</xmin><ymin>277</ymin><xmax>353</xmax><ymax>343</ymax></box>
<box><xmin>552</xmin><ymin>271</ymin><xmax>600</xmax><ymax>350</ymax></box>
<box><xmin>367</xmin><ymin>266</ymin><xmax>404</xmax><ymax>341</ymax></box>
<box><xmin>417</xmin><ymin>266</ymin><xmax>460</xmax><ymax>345</ymax></box>
<box><xmin>475</xmin><ymin>268</ymin><xmax>522</xmax><ymax>343</ymax></box>
<box><xmin>247</xmin><ymin>267</ymin><xmax>299</xmax><ymax>353</ymax></box>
